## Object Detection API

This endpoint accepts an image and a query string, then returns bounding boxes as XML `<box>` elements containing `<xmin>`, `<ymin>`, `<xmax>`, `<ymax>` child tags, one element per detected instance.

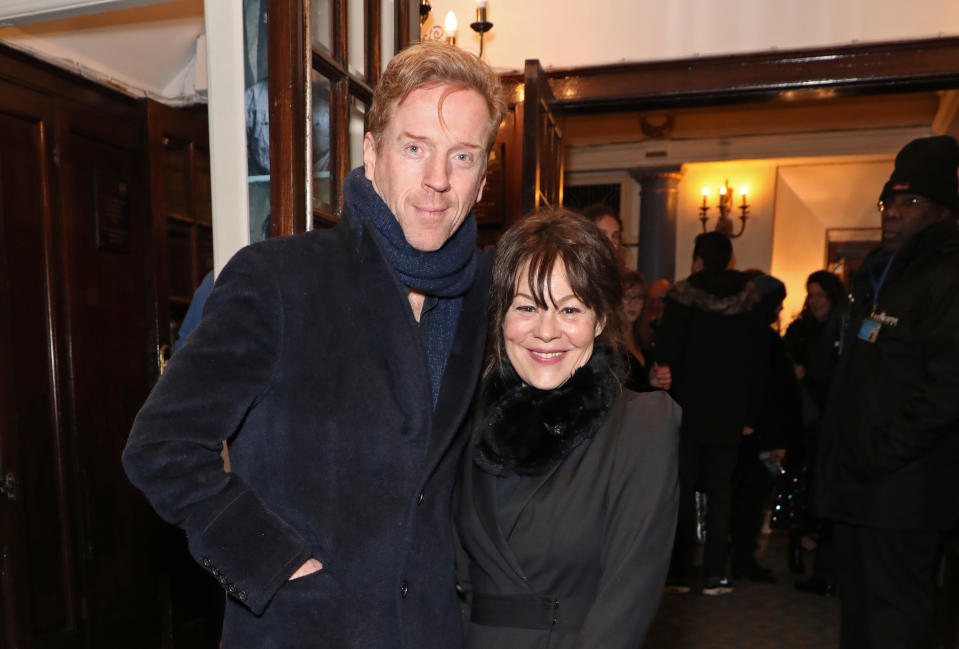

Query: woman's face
<box><xmin>503</xmin><ymin>261</ymin><xmax>604</xmax><ymax>390</ymax></box>
<box><xmin>806</xmin><ymin>282</ymin><xmax>831</xmax><ymax>321</ymax></box>
<box><xmin>621</xmin><ymin>286</ymin><xmax>645</xmax><ymax>326</ymax></box>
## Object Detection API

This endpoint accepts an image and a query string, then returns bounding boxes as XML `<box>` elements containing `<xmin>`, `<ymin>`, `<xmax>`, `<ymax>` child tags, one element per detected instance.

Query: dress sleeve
<box><xmin>571</xmin><ymin>391</ymin><xmax>681</xmax><ymax>649</ymax></box>
<box><xmin>122</xmin><ymin>245</ymin><xmax>312</xmax><ymax>615</ymax></box>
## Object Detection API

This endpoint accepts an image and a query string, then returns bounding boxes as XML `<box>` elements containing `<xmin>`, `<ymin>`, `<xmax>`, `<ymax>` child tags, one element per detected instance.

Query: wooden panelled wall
<box><xmin>0</xmin><ymin>44</ymin><xmax>217</xmax><ymax>649</ymax></box>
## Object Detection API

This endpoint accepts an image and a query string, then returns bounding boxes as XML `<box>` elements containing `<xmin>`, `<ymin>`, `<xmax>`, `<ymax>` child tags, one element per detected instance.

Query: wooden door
<box><xmin>521</xmin><ymin>59</ymin><xmax>564</xmax><ymax>213</ymax></box>
<box><xmin>473</xmin><ymin>61</ymin><xmax>565</xmax><ymax>245</ymax></box>
<box><xmin>0</xmin><ymin>87</ymin><xmax>81</xmax><ymax>649</ymax></box>
<box><xmin>59</xmin><ymin>126</ymin><xmax>165</xmax><ymax>645</ymax></box>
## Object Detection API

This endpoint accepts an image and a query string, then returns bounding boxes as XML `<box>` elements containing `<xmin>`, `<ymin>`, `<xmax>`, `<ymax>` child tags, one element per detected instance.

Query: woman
<box><xmin>620</xmin><ymin>270</ymin><xmax>670</xmax><ymax>392</ymax></box>
<box><xmin>454</xmin><ymin>209</ymin><xmax>680</xmax><ymax>649</ymax></box>
<box><xmin>779</xmin><ymin>270</ymin><xmax>844</xmax><ymax>590</ymax></box>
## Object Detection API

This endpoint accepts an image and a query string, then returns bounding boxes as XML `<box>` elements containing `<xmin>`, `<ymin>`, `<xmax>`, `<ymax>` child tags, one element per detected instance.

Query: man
<box><xmin>814</xmin><ymin>135</ymin><xmax>959</xmax><ymax>649</ymax></box>
<box><xmin>122</xmin><ymin>43</ymin><xmax>506</xmax><ymax>649</ymax></box>
<box><xmin>655</xmin><ymin>231</ymin><xmax>766</xmax><ymax>595</ymax></box>
<box><xmin>582</xmin><ymin>203</ymin><xmax>623</xmax><ymax>252</ymax></box>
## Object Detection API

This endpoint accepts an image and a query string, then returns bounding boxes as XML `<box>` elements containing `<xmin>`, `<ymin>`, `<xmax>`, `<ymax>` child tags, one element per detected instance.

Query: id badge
<box><xmin>857</xmin><ymin>318</ymin><xmax>880</xmax><ymax>343</ymax></box>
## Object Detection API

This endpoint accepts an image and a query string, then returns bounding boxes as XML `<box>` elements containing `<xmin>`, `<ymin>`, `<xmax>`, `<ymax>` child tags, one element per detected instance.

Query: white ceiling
<box><xmin>0</xmin><ymin>0</ymin><xmax>204</xmax><ymax>101</ymax></box>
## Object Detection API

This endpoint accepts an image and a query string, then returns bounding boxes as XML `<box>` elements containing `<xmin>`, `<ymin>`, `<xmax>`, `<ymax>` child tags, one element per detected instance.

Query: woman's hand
<box><xmin>289</xmin><ymin>558</ymin><xmax>323</xmax><ymax>580</ymax></box>
<box><xmin>649</xmin><ymin>363</ymin><xmax>672</xmax><ymax>390</ymax></box>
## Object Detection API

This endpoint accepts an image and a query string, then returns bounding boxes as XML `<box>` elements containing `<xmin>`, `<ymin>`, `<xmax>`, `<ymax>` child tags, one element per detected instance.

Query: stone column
<box><xmin>630</xmin><ymin>166</ymin><xmax>684</xmax><ymax>282</ymax></box>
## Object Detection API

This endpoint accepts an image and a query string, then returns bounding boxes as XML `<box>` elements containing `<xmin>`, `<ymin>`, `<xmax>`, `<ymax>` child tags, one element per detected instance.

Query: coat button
<box><xmin>202</xmin><ymin>558</ymin><xmax>212</xmax><ymax>568</ymax></box>
<box><xmin>238</xmin><ymin>590</ymin><xmax>247</xmax><ymax>601</ymax></box>
<box><xmin>400</xmin><ymin>581</ymin><xmax>409</xmax><ymax>598</ymax></box>
<box><xmin>228</xmin><ymin>584</ymin><xmax>237</xmax><ymax>594</ymax></box>
<box><xmin>416</xmin><ymin>492</ymin><xmax>424</xmax><ymax>505</ymax></box>
<box><xmin>218</xmin><ymin>575</ymin><xmax>227</xmax><ymax>584</ymax></box>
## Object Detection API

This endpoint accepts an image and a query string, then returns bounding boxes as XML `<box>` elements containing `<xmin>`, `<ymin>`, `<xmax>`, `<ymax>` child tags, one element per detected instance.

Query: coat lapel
<box><xmin>470</xmin><ymin>457</ymin><xmax>532</xmax><ymax>584</ymax></box>
<box><xmin>497</xmin><ymin>397</ymin><xmax>627</xmax><ymax>540</ymax></box>
<box><xmin>351</xmin><ymin>220</ymin><xmax>433</xmax><ymax>440</ymax></box>
<box><xmin>423</xmin><ymin>251</ymin><xmax>493</xmax><ymax>472</ymax></box>
<box><xmin>496</xmin><ymin>461</ymin><xmax>565</xmax><ymax>541</ymax></box>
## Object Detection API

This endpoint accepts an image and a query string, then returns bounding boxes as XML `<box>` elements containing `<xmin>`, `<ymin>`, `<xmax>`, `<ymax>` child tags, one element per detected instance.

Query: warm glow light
<box><xmin>719</xmin><ymin>185</ymin><xmax>727</xmax><ymax>196</ymax></box>
<box><xmin>444</xmin><ymin>11</ymin><xmax>458</xmax><ymax>36</ymax></box>
<box><xmin>475</xmin><ymin>0</ymin><xmax>488</xmax><ymax>7</ymax></box>
<box><xmin>740</xmin><ymin>187</ymin><xmax>748</xmax><ymax>196</ymax></box>
<box><xmin>701</xmin><ymin>187</ymin><xmax>709</xmax><ymax>196</ymax></box>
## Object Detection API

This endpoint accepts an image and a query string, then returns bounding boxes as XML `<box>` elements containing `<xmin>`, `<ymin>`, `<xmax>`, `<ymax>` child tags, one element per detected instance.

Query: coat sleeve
<box><xmin>856</xmin><ymin>273</ymin><xmax>959</xmax><ymax>476</ymax></box>
<box><xmin>571</xmin><ymin>391</ymin><xmax>681</xmax><ymax>649</ymax></box>
<box><xmin>122</xmin><ymin>245</ymin><xmax>312</xmax><ymax>615</ymax></box>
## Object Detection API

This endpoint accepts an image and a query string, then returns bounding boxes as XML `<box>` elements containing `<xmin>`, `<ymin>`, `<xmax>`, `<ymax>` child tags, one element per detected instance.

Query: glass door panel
<box><xmin>311</xmin><ymin>0</ymin><xmax>333</xmax><ymax>55</ymax></box>
<box><xmin>312</xmin><ymin>69</ymin><xmax>333</xmax><ymax>214</ymax></box>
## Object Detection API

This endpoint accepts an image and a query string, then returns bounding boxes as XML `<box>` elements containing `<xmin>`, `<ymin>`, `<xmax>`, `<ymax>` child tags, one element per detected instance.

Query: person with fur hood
<box><xmin>655</xmin><ymin>231</ymin><xmax>768</xmax><ymax>595</ymax></box>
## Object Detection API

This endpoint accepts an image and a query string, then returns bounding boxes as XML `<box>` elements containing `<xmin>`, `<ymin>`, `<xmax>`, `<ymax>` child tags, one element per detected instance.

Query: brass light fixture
<box><xmin>699</xmin><ymin>180</ymin><xmax>750</xmax><ymax>238</ymax></box>
<box><xmin>470</xmin><ymin>0</ymin><xmax>493</xmax><ymax>59</ymax></box>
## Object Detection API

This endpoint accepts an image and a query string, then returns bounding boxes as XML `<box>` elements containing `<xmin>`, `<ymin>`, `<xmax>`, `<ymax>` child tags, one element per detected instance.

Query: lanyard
<box><xmin>867</xmin><ymin>252</ymin><xmax>896</xmax><ymax>312</ymax></box>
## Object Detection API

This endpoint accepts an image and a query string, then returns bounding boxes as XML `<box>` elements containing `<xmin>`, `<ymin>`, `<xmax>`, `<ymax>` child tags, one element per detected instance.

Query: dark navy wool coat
<box><xmin>122</xmin><ymin>213</ymin><xmax>492</xmax><ymax>649</ymax></box>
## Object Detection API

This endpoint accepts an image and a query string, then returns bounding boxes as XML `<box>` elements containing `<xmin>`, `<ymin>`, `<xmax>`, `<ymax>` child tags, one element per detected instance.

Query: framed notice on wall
<box><xmin>825</xmin><ymin>227</ymin><xmax>881</xmax><ymax>286</ymax></box>
<box><xmin>92</xmin><ymin>165</ymin><xmax>131</xmax><ymax>253</ymax></box>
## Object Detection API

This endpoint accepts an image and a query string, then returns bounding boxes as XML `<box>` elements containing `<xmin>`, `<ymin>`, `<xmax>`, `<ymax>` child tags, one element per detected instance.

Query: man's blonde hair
<box><xmin>367</xmin><ymin>42</ymin><xmax>507</xmax><ymax>151</ymax></box>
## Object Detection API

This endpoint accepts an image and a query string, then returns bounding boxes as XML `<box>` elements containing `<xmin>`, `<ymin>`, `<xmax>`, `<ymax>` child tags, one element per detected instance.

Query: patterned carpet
<box><xmin>643</xmin><ymin>532</ymin><xmax>840</xmax><ymax>649</ymax></box>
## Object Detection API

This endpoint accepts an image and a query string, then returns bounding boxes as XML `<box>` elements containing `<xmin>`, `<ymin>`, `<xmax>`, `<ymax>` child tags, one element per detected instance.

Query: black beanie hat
<box><xmin>879</xmin><ymin>135</ymin><xmax>959</xmax><ymax>210</ymax></box>
<box><xmin>752</xmin><ymin>273</ymin><xmax>786</xmax><ymax>324</ymax></box>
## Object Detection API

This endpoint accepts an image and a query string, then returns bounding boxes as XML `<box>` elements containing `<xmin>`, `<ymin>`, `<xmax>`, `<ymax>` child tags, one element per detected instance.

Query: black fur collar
<box><xmin>473</xmin><ymin>344</ymin><xmax>621</xmax><ymax>477</ymax></box>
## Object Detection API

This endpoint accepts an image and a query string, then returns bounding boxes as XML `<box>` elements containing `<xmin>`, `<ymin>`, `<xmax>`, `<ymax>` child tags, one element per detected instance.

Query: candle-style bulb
<box><xmin>475</xmin><ymin>0</ymin><xmax>488</xmax><ymax>7</ymax></box>
<box><xmin>444</xmin><ymin>11</ymin><xmax>458</xmax><ymax>37</ymax></box>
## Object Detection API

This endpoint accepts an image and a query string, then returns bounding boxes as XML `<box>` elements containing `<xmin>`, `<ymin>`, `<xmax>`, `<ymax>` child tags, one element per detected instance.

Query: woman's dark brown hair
<box><xmin>488</xmin><ymin>207</ymin><xmax>624</xmax><ymax>367</ymax></box>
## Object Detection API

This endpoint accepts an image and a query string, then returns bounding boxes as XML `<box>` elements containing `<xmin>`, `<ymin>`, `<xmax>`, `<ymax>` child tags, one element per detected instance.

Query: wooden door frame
<box><xmin>501</xmin><ymin>36</ymin><xmax>959</xmax><ymax>115</ymax></box>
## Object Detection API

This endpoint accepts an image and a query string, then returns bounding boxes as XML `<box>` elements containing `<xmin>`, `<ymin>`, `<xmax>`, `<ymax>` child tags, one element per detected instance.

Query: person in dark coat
<box><xmin>655</xmin><ymin>231</ymin><xmax>767</xmax><ymax>594</ymax></box>
<box><xmin>781</xmin><ymin>269</ymin><xmax>844</xmax><ymax>593</ymax></box>
<box><xmin>121</xmin><ymin>43</ymin><xmax>507</xmax><ymax>649</ymax></box>
<box><xmin>454</xmin><ymin>209</ymin><xmax>680</xmax><ymax>649</ymax></box>
<box><xmin>814</xmin><ymin>135</ymin><xmax>959</xmax><ymax>649</ymax></box>
<box><xmin>730</xmin><ymin>272</ymin><xmax>799</xmax><ymax>582</ymax></box>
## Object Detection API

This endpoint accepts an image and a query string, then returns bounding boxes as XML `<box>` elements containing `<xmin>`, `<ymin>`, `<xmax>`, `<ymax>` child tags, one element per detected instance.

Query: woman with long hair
<box><xmin>454</xmin><ymin>208</ymin><xmax>680</xmax><ymax>649</ymax></box>
<box><xmin>780</xmin><ymin>269</ymin><xmax>845</xmax><ymax>594</ymax></box>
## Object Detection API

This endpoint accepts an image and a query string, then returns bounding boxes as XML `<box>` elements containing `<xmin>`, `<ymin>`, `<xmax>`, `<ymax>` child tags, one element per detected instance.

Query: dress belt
<box><xmin>470</xmin><ymin>593</ymin><xmax>590</xmax><ymax>632</ymax></box>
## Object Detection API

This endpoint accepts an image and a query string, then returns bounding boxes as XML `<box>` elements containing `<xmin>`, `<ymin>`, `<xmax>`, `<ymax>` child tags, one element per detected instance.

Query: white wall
<box><xmin>771</xmin><ymin>160</ymin><xmax>891</xmax><ymax>321</ymax></box>
<box><xmin>677</xmin><ymin>156</ymin><xmax>892</xmax><ymax>324</ymax></box>
<box><xmin>678</xmin><ymin>160</ymin><xmax>777</xmax><ymax>277</ymax></box>
<box><xmin>425</xmin><ymin>0</ymin><xmax>959</xmax><ymax>71</ymax></box>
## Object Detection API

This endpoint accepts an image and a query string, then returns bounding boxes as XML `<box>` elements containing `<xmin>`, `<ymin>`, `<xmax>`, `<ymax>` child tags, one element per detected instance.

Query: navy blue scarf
<box><xmin>343</xmin><ymin>167</ymin><xmax>477</xmax><ymax>405</ymax></box>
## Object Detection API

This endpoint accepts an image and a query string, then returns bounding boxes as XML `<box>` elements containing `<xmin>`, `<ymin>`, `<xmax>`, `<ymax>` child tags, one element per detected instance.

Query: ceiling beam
<box><xmin>502</xmin><ymin>37</ymin><xmax>959</xmax><ymax>115</ymax></box>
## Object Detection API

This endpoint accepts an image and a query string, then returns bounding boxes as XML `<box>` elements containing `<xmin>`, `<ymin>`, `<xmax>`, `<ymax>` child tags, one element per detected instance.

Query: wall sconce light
<box><xmin>420</xmin><ymin>2</ymin><xmax>493</xmax><ymax>58</ymax></box>
<box><xmin>470</xmin><ymin>0</ymin><xmax>493</xmax><ymax>59</ymax></box>
<box><xmin>443</xmin><ymin>11</ymin><xmax>458</xmax><ymax>45</ymax></box>
<box><xmin>699</xmin><ymin>179</ymin><xmax>750</xmax><ymax>238</ymax></box>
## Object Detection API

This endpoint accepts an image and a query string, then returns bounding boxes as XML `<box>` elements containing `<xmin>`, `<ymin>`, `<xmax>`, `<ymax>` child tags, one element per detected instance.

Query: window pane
<box><xmin>348</xmin><ymin>0</ymin><xmax>365</xmax><ymax>77</ymax></box>
<box><xmin>381</xmin><ymin>0</ymin><xmax>395</xmax><ymax>72</ymax></box>
<box><xmin>349</xmin><ymin>95</ymin><xmax>367</xmax><ymax>172</ymax></box>
<box><xmin>312</xmin><ymin>70</ymin><xmax>333</xmax><ymax>214</ymax></box>
<box><xmin>311</xmin><ymin>0</ymin><xmax>332</xmax><ymax>54</ymax></box>
<box><xmin>244</xmin><ymin>0</ymin><xmax>271</xmax><ymax>242</ymax></box>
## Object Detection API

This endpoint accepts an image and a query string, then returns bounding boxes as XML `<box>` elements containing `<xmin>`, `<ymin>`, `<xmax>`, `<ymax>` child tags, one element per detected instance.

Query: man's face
<box><xmin>364</xmin><ymin>84</ymin><xmax>492</xmax><ymax>252</ymax></box>
<box><xmin>880</xmin><ymin>192</ymin><xmax>948</xmax><ymax>251</ymax></box>
<box><xmin>594</xmin><ymin>214</ymin><xmax>622</xmax><ymax>250</ymax></box>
